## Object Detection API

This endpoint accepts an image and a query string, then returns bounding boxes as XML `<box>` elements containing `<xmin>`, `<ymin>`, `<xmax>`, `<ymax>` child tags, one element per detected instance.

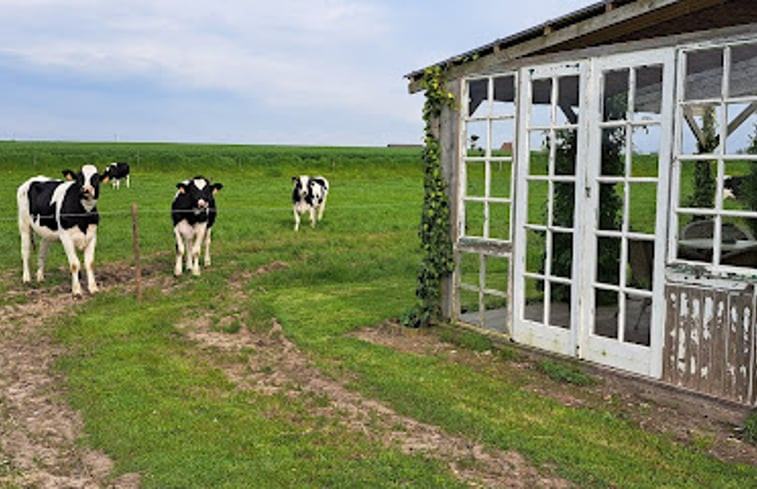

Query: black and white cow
<box><xmin>291</xmin><ymin>175</ymin><xmax>329</xmax><ymax>231</ymax></box>
<box><xmin>17</xmin><ymin>164</ymin><xmax>109</xmax><ymax>296</ymax></box>
<box><xmin>104</xmin><ymin>161</ymin><xmax>130</xmax><ymax>189</ymax></box>
<box><xmin>171</xmin><ymin>176</ymin><xmax>223</xmax><ymax>276</ymax></box>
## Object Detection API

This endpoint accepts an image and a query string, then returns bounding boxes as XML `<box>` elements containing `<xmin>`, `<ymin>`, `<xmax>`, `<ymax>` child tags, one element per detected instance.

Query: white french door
<box><xmin>513</xmin><ymin>49</ymin><xmax>674</xmax><ymax>377</ymax></box>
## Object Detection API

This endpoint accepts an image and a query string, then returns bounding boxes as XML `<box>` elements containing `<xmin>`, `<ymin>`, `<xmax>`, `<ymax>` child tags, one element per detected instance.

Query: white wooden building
<box><xmin>406</xmin><ymin>0</ymin><xmax>757</xmax><ymax>406</ymax></box>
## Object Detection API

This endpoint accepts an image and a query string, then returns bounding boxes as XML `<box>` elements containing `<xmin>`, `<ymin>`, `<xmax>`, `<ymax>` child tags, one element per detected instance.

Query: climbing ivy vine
<box><xmin>402</xmin><ymin>66</ymin><xmax>456</xmax><ymax>328</ymax></box>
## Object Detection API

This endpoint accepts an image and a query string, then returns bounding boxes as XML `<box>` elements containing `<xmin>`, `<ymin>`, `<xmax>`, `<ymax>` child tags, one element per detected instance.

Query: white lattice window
<box><xmin>672</xmin><ymin>41</ymin><xmax>757</xmax><ymax>273</ymax></box>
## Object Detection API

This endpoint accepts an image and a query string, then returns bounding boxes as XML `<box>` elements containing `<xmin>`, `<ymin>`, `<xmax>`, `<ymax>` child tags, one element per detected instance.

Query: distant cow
<box><xmin>104</xmin><ymin>161</ymin><xmax>130</xmax><ymax>189</ymax></box>
<box><xmin>292</xmin><ymin>175</ymin><xmax>329</xmax><ymax>231</ymax></box>
<box><xmin>171</xmin><ymin>176</ymin><xmax>223</xmax><ymax>276</ymax></box>
<box><xmin>17</xmin><ymin>164</ymin><xmax>109</xmax><ymax>296</ymax></box>
<box><xmin>723</xmin><ymin>175</ymin><xmax>744</xmax><ymax>200</ymax></box>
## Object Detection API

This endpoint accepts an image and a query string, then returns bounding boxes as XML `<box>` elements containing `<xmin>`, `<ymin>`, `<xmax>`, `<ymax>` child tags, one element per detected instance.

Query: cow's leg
<box><xmin>293</xmin><ymin>207</ymin><xmax>301</xmax><ymax>231</ymax></box>
<box><xmin>309</xmin><ymin>207</ymin><xmax>316</xmax><ymax>228</ymax></box>
<box><xmin>36</xmin><ymin>238</ymin><xmax>51</xmax><ymax>282</ymax></box>
<box><xmin>190</xmin><ymin>225</ymin><xmax>206</xmax><ymax>275</ymax></box>
<box><xmin>203</xmin><ymin>228</ymin><xmax>212</xmax><ymax>267</ymax></box>
<box><xmin>174</xmin><ymin>227</ymin><xmax>185</xmax><ymax>276</ymax></box>
<box><xmin>83</xmin><ymin>233</ymin><xmax>98</xmax><ymax>293</ymax></box>
<box><xmin>317</xmin><ymin>194</ymin><xmax>327</xmax><ymax>221</ymax></box>
<box><xmin>60</xmin><ymin>234</ymin><xmax>83</xmax><ymax>297</ymax></box>
<box><xmin>126</xmin><ymin>174</ymin><xmax>130</xmax><ymax>188</ymax></box>
<box><xmin>19</xmin><ymin>222</ymin><xmax>32</xmax><ymax>284</ymax></box>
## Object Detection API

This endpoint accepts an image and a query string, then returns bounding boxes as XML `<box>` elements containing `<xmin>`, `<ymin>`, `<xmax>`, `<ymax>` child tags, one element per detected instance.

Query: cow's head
<box><xmin>176</xmin><ymin>176</ymin><xmax>223</xmax><ymax>213</ymax></box>
<box><xmin>62</xmin><ymin>164</ymin><xmax>109</xmax><ymax>201</ymax></box>
<box><xmin>292</xmin><ymin>176</ymin><xmax>310</xmax><ymax>200</ymax></box>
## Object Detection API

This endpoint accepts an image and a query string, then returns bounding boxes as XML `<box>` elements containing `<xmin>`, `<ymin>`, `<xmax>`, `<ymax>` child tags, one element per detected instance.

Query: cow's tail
<box><xmin>16</xmin><ymin>179</ymin><xmax>36</xmax><ymax>251</ymax></box>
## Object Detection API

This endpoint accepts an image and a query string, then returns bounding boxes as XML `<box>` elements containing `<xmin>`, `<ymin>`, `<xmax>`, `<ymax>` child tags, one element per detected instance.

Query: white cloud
<box><xmin>0</xmin><ymin>1</ymin><xmax>402</xmax><ymax>117</ymax></box>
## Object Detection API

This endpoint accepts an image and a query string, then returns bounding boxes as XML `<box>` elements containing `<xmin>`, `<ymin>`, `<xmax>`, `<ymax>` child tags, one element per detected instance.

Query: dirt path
<box><xmin>0</xmin><ymin>269</ymin><xmax>146</xmax><ymax>488</ymax></box>
<box><xmin>0</xmin><ymin>261</ymin><xmax>754</xmax><ymax>488</ymax></box>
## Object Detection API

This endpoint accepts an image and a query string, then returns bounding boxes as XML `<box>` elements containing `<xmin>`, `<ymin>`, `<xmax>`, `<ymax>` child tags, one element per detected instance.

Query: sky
<box><xmin>0</xmin><ymin>0</ymin><xmax>597</xmax><ymax>146</ymax></box>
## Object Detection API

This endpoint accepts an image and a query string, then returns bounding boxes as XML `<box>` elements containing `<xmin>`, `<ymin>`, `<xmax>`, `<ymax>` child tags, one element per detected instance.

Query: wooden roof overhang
<box><xmin>405</xmin><ymin>0</ymin><xmax>757</xmax><ymax>94</ymax></box>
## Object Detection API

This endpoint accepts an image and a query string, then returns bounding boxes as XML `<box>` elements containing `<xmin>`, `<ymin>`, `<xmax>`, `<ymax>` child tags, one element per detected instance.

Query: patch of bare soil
<box><xmin>0</xmin><ymin>262</ymin><xmax>171</xmax><ymax>489</ymax></box>
<box><xmin>350</xmin><ymin>322</ymin><xmax>757</xmax><ymax>468</ymax></box>
<box><xmin>176</xmin><ymin>265</ymin><xmax>572</xmax><ymax>488</ymax></box>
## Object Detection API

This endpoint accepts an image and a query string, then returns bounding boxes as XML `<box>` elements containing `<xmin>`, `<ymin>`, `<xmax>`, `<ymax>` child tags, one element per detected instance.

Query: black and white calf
<box><xmin>291</xmin><ymin>175</ymin><xmax>329</xmax><ymax>231</ymax></box>
<box><xmin>171</xmin><ymin>176</ymin><xmax>223</xmax><ymax>276</ymax></box>
<box><xmin>104</xmin><ymin>161</ymin><xmax>130</xmax><ymax>189</ymax></box>
<box><xmin>17</xmin><ymin>164</ymin><xmax>109</xmax><ymax>296</ymax></box>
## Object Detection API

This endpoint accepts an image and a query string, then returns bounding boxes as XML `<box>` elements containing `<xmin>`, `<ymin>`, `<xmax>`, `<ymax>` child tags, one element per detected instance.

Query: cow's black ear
<box><xmin>62</xmin><ymin>169</ymin><xmax>75</xmax><ymax>180</ymax></box>
<box><xmin>212</xmin><ymin>183</ymin><xmax>223</xmax><ymax>194</ymax></box>
<box><xmin>292</xmin><ymin>176</ymin><xmax>298</xmax><ymax>183</ymax></box>
<box><xmin>176</xmin><ymin>182</ymin><xmax>187</xmax><ymax>193</ymax></box>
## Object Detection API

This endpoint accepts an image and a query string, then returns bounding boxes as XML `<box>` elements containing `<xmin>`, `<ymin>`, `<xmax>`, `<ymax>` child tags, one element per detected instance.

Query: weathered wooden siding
<box><xmin>664</xmin><ymin>283</ymin><xmax>756</xmax><ymax>405</ymax></box>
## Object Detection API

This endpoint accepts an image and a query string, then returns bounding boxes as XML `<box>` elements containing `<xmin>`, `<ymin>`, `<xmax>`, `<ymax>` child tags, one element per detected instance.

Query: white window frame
<box><xmin>670</xmin><ymin>38</ymin><xmax>757</xmax><ymax>279</ymax></box>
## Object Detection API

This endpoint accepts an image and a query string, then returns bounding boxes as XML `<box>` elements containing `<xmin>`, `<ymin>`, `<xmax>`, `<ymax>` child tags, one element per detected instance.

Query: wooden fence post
<box><xmin>131</xmin><ymin>203</ymin><xmax>142</xmax><ymax>301</ymax></box>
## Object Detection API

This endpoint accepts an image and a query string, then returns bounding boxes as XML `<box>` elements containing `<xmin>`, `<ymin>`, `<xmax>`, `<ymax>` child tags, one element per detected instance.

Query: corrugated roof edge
<box><xmin>403</xmin><ymin>0</ymin><xmax>635</xmax><ymax>82</ymax></box>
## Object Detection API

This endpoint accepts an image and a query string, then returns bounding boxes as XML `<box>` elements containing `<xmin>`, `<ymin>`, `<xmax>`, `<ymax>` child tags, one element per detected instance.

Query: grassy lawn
<box><xmin>1</xmin><ymin>142</ymin><xmax>755</xmax><ymax>488</ymax></box>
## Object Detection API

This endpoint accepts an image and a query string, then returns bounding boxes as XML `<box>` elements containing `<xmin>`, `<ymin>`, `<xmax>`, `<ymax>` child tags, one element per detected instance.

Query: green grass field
<box><xmin>1</xmin><ymin>141</ymin><xmax>755</xmax><ymax>488</ymax></box>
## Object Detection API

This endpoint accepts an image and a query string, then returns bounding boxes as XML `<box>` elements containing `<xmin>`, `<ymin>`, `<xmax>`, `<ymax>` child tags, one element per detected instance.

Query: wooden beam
<box><xmin>683</xmin><ymin>106</ymin><xmax>707</xmax><ymax>148</ymax></box>
<box><xmin>726</xmin><ymin>102</ymin><xmax>757</xmax><ymax>137</ymax></box>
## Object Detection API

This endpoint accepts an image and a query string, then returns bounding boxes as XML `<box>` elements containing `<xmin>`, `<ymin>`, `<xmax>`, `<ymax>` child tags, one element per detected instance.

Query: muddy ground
<box><xmin>0</xmin><ymin>262</ymin><xmax>754</xmax><ymax>488</ymax></box>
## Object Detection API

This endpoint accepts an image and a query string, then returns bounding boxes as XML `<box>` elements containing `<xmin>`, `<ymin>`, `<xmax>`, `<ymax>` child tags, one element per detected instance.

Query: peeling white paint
<box><xmin>702</xmin><ymin>296</ymin><xmax>713</xmax><ymax>341</ymax></box>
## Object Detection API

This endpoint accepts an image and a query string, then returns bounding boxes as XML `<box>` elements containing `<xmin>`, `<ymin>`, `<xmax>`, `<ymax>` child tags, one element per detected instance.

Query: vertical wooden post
<box><xmin>131</xmin><ymin>203</ymin><xmax>142</xmax><ymax>301</ymax></box>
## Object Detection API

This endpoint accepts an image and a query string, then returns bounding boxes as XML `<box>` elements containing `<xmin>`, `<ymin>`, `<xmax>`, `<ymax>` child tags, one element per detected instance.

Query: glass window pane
<box><xmin>465</xmin><ymin>120</ymin><xmax>487</xmax><ymax>157</ymax></box>
<box><xmin>468</xmin><ymin>78</ymin><xmax>488</xmax><ymax>117</ymax></box>
<box><xmin>594</xmin><ymin>288</ymin><xmax>619</xmax><ymax>339</ymax></box>
<box><xmin>490</xmin><ymin>161</ymin><xmax>512</xmax><ymax>199</ymax></box>
<box><xmin>629</xmin><ymin>182</ymin><xmax>657</xmax><ymax>234</ymax></box>
<box><xmin>725</xmin><ymin>103</ymin><xmax>757</xmax><ymax>155</ymax></box>
<box><xmin>627</xmin><ymin>239</ymin><xmax>654</xmax><ymax>291</ymax></box>
<box><xmin>729</xmin><ymin>42</ymin><xmax>757</xmax><ymax>98</ymax></box>
<box><xmin>528</xmin><ymin>131</ymin><xmax>549</xmax><ymax>175</ymax></box>
<box><xmin>525</xmin><ymin>229</ymin><xmax>546</xmax><ymax>274</ymax></box>
<box><xmin>484</xmin><ymin>255</ymin><xmax>510</xmax><ymax>295</ymax></box>
<box><xmin>602</xmin><ymin>126</ymin><xmax>626</xmax><ymax>176</ymax></box>
<box><xmin>596</xmin><ymin>237</ymin><xmax>621</xmax><ymax>286</ymax></box>
<box><xmin>459</xmin><ymin>252</ymin><xmax>480</xmax><ymax>288</ymax></box>
<box><xmin>552</xmin><ymin>182</ymin><xmax>575</xmax><ymax>228</ymax></box>
<box><xmin>491</xmin><ymin>119</ymin><xmax>514</xmax><ymax>157</ymax></box>
<box><xmin>677</xmin><ymin>215</ymin><xmax>714</xmax><ymax>263</ymax></box>
<box><xmin>635</xmin><ymin>65</ymin><xmax>663</xmax><ymax>120</ymax></box>
<box><xmin>631</xmin><ymin>125</ymin><xmax>660</xmax><ymax>177</ymax></box>
<box><xmin>492</xmin><ymin>75</ymin><xmax>515</xmax><ymax>116</ymax></box>
<box><xmin>679</xmin><ymin>160</ymin><xmax>716</xmax><ymax>209</ymax></box>
<box><xmin>554</xmin><ymin>129</ymin><xmax>577</xmax><ymax>175</ymax></box>
<box><xmin>598</xmin><ymin>183</ymin><xmax>624</xmax><ymax>231</ymax></box>
<box><xmin>459</xmin><ymin>288</ymin><xmax>481</xmax><ymax>324</ymax></box>
<box><xmin>721</xmin><ymin>217</ymin><xmax>757</xmax><ymax>268</ymax></box>
<box><xmin>685</xmin><ymin>48</ymin><xmax>723</xmax><ymax>100</ymax></box>
<box><xmin>604</xmin><ymin>69</ymin><xmax>629</xmax><ymax>121</ymax></box>
<box><xmin>524</xmin><ymin>278</ymin><xmax>544</xmax><ymax>323</ymax></box>
<box><xmin>624</xmin><ymin>293</ymin><xmax>651</xmax><ymax>346</ymax></box>
<box><xmin>549</xmin><ymin>282</ymin><xmax>571</xmax><ymax>329</ymax></box>
<box><xmin>489</xmin><ymin>203</ymin><xmax>511</xmax><ymax>241</ymax></box>
<box><xmin>530</xmin><ymin>78</ymin><xmax>552</xmax><ymax>127</ymax></box>
<box><xmin>464</xmin><ymin>201</ymin><xmax>484</xmax><ymax>238</ymax></box>
<box><xmin>550</xmin><ymin>232</ymin><xmax>573</xmax><ymax>278</ymax></box>
<box><xmin>681</xmin><ymin>104</ymin><xmax>721</xmax><ymax>155</ymax></box>
<box><xmin>465</xmin><ymin>161</ymin><xmax>485</xmax><ymax>198</ymax></box>
<box><xmin>528</xmin><ymin>180</ymin><xmax>548</xmax><ymax>225</ymax></box>
<box><xmin>556</xmin><ymin>75</ymin><xmax>580</xmax><ymax>125</ymax></box>
<box><xmin>723</xmin><ymin>161</ymin><xmax>757</xmax><ymax>210</ymax></box>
